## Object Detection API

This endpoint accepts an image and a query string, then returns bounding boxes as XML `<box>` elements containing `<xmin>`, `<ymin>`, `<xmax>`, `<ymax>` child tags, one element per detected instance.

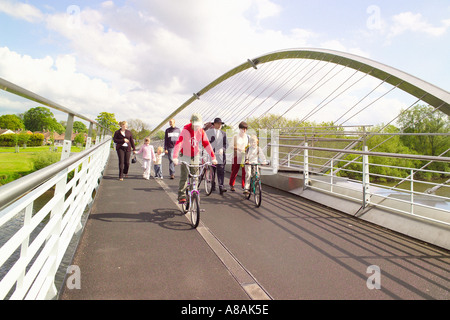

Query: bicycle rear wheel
<box><xmin>204</xmin><ymin>165</ymin><xmax>215</xmax><ymax>196</ymax></box>
<box><xmin>190</xmin><ymin>192</ymin><xmax>200</xmax><ymax>228</ymax></box>
<box><xmin>254</xmin><ymin>180</ymin><xmax>262</xmax><ymax>207</ymax></box>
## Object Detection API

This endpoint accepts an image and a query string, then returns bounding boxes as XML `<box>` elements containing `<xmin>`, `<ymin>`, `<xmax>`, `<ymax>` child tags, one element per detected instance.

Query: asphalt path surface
<box><xmin>61</xmin><ymin>150</ymin><xmax>449</xmax><ymax>300</ymax></box>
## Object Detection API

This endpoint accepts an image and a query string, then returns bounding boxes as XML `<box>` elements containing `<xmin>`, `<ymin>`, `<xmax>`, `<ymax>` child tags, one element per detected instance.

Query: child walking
<box><xmin>154</xmin><ymin>146</ymin><xmax>164</xmax><ymax>179</ymax></box>
<box><xmin>134</xmin><ymin>138</ymin><xmax>156</xmax><ymax>179</ymax></box>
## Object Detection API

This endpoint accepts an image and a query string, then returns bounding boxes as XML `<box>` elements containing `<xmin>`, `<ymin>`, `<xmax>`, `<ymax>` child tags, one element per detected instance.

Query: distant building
<box><xmin>35</xmin><ymin>130</ymin><xmax>87</xmax><ymax>146</ymax></box>
<box><xmin>0</xmin><ymin>129</ymin><xmax>14</xmax><ymax>135</ymax></box>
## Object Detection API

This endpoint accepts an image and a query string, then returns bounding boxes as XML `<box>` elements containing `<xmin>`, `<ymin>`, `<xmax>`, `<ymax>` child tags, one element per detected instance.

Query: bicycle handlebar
<box><xmin>180</xmin><ymin>161</ymin><xmax>213</xmax><ymax>178</ymax></box>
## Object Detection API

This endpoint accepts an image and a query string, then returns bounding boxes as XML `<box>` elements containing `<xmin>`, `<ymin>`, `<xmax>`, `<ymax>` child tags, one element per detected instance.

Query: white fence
<box><xmin>0</xmin><ymin>136</ymin><xmax>111</xmax><ymax>299</ymax></box>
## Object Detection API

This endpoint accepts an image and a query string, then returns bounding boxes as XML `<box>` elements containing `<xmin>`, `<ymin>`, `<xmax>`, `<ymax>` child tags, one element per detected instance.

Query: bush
<box><xmin>32</xmin><ymin>151</ymin><xmax>60</xmax><ymax>170</ymax></box>
<box><xmin>0</xmin><ymin>133</ymin><xmax>44</xmax><ymax>147</ymax></box>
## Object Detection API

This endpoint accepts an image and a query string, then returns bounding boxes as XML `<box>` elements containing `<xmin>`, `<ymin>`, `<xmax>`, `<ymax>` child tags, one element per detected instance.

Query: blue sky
<box><xmin>0</xmin><ymin>0</ymin><xmax>449</xmax><ymax>128</ymax></box>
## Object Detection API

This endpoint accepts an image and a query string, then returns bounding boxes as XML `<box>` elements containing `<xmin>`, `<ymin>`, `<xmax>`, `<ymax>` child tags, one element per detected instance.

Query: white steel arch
<box><xmin>150</xmin><ymin>48</ymin><xmax>450</xmax><ymax>135</ymax></box>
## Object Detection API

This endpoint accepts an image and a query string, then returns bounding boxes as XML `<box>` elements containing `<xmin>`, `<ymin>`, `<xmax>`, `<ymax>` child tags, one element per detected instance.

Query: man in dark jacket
<box><xmin>164</xmin><ymin>119</ymin><xmax>180</xmax><ymax>179</ymax></box>
<box><xmin>206</xmin><ymin>118</ymin><xmax>228</xmax><ymax>195</ymax></box>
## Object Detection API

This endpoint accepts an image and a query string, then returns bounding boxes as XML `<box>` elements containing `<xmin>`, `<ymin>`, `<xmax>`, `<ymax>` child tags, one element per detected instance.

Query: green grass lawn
<box><xmin>0</xmin><ymin>146</ymin><xmax>83</xmax><ymax>185</ymax></box>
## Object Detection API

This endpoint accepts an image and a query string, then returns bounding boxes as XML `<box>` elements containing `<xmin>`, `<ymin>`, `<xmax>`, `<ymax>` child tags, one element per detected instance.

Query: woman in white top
<box><xmin>229</xmin><ymin>121</ymin><xmax>248</xmax><ymax>191</ymax></box>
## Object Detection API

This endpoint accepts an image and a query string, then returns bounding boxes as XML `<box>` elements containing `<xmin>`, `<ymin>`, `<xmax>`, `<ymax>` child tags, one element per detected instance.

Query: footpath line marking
<box><xmin>156</xmin><ymin>178</ymin><xmax>273</xmax><ymax>300</ymax></box>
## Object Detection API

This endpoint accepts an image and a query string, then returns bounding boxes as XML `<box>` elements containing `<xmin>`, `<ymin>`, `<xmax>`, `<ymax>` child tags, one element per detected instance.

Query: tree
<box><xmin>96</xmin><ymin>112</ymin><xmax>119</xmax><ymax>133</ymax></box>
<box><xmin>73</xmin><ymin>121</ymin><xmax>88</xmax><ymax>133</ymax></box>
<box><xmin>397</xmin><ymin>104</ymin><xmax>450</xmax><ymax>156</ymax></box>
<box><xmin>127</xmin><ymin>118</ymin><xmax>151</xmax><ymax>141</ymax></box>
<box><xmin>0</xmin><ymin>114</ymin><xmax>24</xmax><ymax>131</ymax></box>
<box><xmin>23</xmin><ymin>107</ymin><xmax>61</xmax><ymax>132</ymax></box>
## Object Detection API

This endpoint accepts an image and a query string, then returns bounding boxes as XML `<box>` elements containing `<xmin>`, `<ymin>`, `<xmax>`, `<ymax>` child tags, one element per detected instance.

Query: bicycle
<box><xmin>245</xmin><ymin>163</ymin><xmax>264</xmax><ymax>207</ymax></box>
<box><xmin>180</xmin><ymin>161</ymin><xmax>212</xmax><ymax>228</ymax></box>
<box><xmin>197</xmin><ymin>156</ymin><xmax>215</xmax><ymax>196</ymax></box>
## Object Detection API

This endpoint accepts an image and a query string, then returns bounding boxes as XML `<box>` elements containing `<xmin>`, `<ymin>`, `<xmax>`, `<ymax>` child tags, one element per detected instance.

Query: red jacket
<box><xmin>173</xmin><ymin>123</ymin><xmax>216</xmax><ymax>160</ymax></box>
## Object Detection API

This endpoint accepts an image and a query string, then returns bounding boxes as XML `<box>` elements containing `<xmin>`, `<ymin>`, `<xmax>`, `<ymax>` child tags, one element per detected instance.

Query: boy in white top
<box><xmin>244</xmin><ymin>135</ymin><xmax>268</xmax><ymax>194</ymax></box>
<box><xmin>134</xmin><ymin>137</ymin><xmax>156</xmax><ymax>179</ymax></box>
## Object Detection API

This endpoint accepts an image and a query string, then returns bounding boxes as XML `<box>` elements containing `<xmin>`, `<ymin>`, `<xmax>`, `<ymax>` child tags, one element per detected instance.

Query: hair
<box><xmin>238</xmin><ymin>121</ymin><xmax>248</xmax><ymax>129</ymax></box>
<box><xmin>157</xmin><ymin>146</ymin><xmax>164</xmax><ymax>153</ymax></box>
<box><xmin>144</xmin><ymin>137</ymin><xmax>150</xmax><ymax>143</ymax></box>
<box><xmin>250</xmin><ymin>135</ymin><xmax>258</xmax><ymax>144</ymax></box>
<box><xmin>119</xmin><ymin>121</ymin><xmax>127</xmax><ymax>127</ymax></box>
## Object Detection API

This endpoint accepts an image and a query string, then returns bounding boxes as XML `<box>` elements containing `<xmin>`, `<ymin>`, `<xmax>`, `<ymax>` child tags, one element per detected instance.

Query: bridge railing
<box><xmin>0</xmin><ymin>135</ymin><xmax>111</xmax><ymax>299</ymax></box>
<box><xmin>0</xmin><ymin>77</ymin><xmax>113</xmax><ymax>300</ymax></box>
<box><xmin>274</xmin><ymin>141</ymin><xmax>450</xmax><ymax>226</ymax></box>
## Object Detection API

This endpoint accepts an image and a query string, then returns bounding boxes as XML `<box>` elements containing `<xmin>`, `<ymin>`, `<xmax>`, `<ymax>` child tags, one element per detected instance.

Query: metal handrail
<box><xmin>0</xmin><ymin>138</ymin><xmax>111</xmax><ymax>210</ymax></box>
<box><xmin>0</xmin><ymin>136</ymin><xmax>111</xmax><ymax>299</ymax></box>
<box><xmin>272</xmin><ymin>143</ymin><xmax>450</xmax><ymax>162</ymax></box>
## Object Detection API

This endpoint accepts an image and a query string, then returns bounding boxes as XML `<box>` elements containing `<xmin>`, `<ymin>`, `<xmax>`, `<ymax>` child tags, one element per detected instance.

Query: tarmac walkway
<box><xmin>60</xmin><ymin>150</ymin><xmax>450</xmax><ymax>300</ymax></box>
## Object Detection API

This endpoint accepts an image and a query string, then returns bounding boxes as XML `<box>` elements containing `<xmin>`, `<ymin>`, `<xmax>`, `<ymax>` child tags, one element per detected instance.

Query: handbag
<box><xmin>131</xmin><ymin>155</ymin><xmax>137</xmax><ymax>164</ymax></box>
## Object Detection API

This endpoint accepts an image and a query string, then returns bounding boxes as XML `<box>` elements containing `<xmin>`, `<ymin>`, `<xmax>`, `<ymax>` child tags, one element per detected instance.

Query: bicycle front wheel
<box><xmin>254</xmin><ymin>180</ymin><xmax>262</xmax><ymax>207</ymax></box>
<box><xmin>181</xmin><ymin>189</ymin><xmax>190</xmax><ymax>214</ymax></box>
<box><xmin>190</xmin><ymin>192</ymin><xmax>200</xmax><ymax>228</ymax></box>
<box><xmin>204</xmin><ymin>165</ymin><xmax>215</xmax><ymax>196</ymax></box>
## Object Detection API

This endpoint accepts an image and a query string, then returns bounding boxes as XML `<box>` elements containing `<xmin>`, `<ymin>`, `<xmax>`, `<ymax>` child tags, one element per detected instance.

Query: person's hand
<box><xmin>173</xmin><ymin>158</ymin><xmax>179</xmax><ymax>166</ymax></box>
<box><xmin>124</xmin><ymin>138</ymin><xmax>129</xmax><ymax>143</ymax></box>
<box><xmin>165</xmin><ymin>149</ymin><xmax>168</xmax><ymax>154</ymax></box>
<box><xmin>133</xmin><ymin>151</ymin><xmax>137</xmax><ymax>154</ymax></box>
<box><xmin>212</xmin><ymin>159</ymin><xmax>218</xmax><ymax>165</ymax></box>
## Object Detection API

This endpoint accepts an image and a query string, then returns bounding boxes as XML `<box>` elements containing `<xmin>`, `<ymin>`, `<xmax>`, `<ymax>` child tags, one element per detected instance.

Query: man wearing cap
<box><xmin>206</xmin><ymin>118</ymin><xmax>228</xmax><ymax>195</ymax></box>
<box><xmin>172</xmin><ymin>113</ymin><xmax>217</xmax><ymax>204</ymax></box>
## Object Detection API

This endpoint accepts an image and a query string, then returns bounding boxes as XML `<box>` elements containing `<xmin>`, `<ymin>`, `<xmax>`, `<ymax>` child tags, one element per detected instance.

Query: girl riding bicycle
<box><xmin>244</xmin><ymin>135</ymin><xmax>268</xmax><ymax>195</ymax></box>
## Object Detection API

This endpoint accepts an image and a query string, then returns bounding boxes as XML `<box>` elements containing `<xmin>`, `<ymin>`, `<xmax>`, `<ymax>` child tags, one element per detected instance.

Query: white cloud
<box><xmin>388</xmin><ymin>12</ymin><xmax>450</xmax><ymax>38</ymax></box>
<box><xmin>0</xmin><ymin>0</ymin><xmax>43</xmax><ymax>23</ymax></box>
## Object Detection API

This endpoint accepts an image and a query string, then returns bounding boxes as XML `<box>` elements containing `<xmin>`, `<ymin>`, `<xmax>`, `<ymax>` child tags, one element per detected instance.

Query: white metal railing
<box><xmin>0</xmin><ymin>135</ymin><xmax>111</xmax><ymax>299</ymax></box>
<box><xmin>274</xmin><ymin>142</ymin><xmax>450</xmax><ymax>226</ymax></box>
<box><xmin>0</xmin><ymin>136</ymin><xmax>111</xmax><ymax>299</ymax></box>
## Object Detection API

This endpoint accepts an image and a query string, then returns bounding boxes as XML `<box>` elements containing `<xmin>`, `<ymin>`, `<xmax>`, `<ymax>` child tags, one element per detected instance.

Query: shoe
<box><xmin>219</xmin><ymin>188</ymin><xmax>227</xmax><ymax>195</ymax></box>
<box><xmin>230</xmin><ymin>186</ymin><xmax>235</xmax><ymax>191</ymax></box>
<box><xmin>170</xmin><ymin>175</ymin><xmax>175</xmax><ymax>179</ymax></box>
<box><xmin>178</xmin><ymin>198</ymin><xmax>186</xmax><ymax>204</ymax></box>
<box><xmin>119</xmin><ymin>178</ymin><xmax>123</xmax><ymax>181</ymax></box>
<box><xmin>243</xmin><ymin>189</ymin><xmax>250</xmax><ymax>195</ymax></box>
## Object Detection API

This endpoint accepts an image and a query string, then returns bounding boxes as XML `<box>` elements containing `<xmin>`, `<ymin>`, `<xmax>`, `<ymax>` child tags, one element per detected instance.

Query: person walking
<box><xmin>229</xmin><ymin>121</ymin><xmax>248</xmax><ymax>191</ymax></box>
<box><xmin>134</xmin><ymin>137</ymin><xmax>156</xmax><ymax>180</ymax></box>
<box><xmin>164</xmin><ymin>119</ymin><xmax>180</xmax><ymax>179</ymax></box>
<box><xmin>206</xmin><ymin>117</ymin><xmax>228</xmax><ymax>195</ymax></box>
<box><xmin>172</xmin><ymin>113</ymin><xmax>217</xmax><ymax>204</ymax></box>
<box><xmin>113</xmin><ymin>121</ymin><xmax>136</xmax><ymax>181</ymax></box>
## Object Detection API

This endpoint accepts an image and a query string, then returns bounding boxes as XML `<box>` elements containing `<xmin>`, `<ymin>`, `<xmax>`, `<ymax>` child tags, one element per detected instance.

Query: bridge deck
<box><xmin>60</xmin><ymin>150</ymin><xmax>449</xmax><ymax>300</ymax></box>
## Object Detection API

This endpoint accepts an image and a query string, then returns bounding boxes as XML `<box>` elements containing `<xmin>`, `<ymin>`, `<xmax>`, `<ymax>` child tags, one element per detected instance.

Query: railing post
<box><xmin>304</xmin><ymin>143</ymin><xmax>310</xmax><ymax>187</ymax></box>
<box><xmin>330</xmin><ymin>159</ymin><xmax>334</xmax><ymax>193</ymax></box>
<box><xmin>61</xmin><ymin>114</ymin><xmax>74</xmax><ymax>160</ymax></box>
<box><xmin>271</xmin><ymin>129</ymin><xmax>279</xmax><ymax>174</ymax></box>
<box><xmin>85</xmin><ymin>122</ymin><xmax>94</xmax><ymax>149</ymax></box>
<box><xmin>410</xmin><ymin>169</ymin><xmax>414</xmax><ymax>215</ymax></box>
<box><xmin>362</xmin><ymin>146</ymin><xmax>370</xmax><ymax>208</ymax></box>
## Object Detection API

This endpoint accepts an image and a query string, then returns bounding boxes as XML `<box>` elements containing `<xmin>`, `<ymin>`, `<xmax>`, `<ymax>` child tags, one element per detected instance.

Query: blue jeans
<box><xmin>154</xmin><ymin>164</ymin><xmax>162</xmax><ymax>178</ymax></box>
<box><xmin>167</xmin><ymin>148</ymin><xmax>175</xmax><ymax>176</ymax></box>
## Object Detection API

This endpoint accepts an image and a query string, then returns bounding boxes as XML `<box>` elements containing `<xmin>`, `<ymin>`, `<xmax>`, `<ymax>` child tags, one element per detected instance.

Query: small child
<box><xmin>134</xmin><ymin>138</ymin><xmax>156</xmax><ymax>180</ymax></box>
<box><xmin>244</xmin><ymin>135</ymin><xmax>267</xmax><ymax>194</ymax></box>
<box><xmin>154</xmin><ymin>146</ymin><xmax>165</xmax><ymax>179</ymax></box>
